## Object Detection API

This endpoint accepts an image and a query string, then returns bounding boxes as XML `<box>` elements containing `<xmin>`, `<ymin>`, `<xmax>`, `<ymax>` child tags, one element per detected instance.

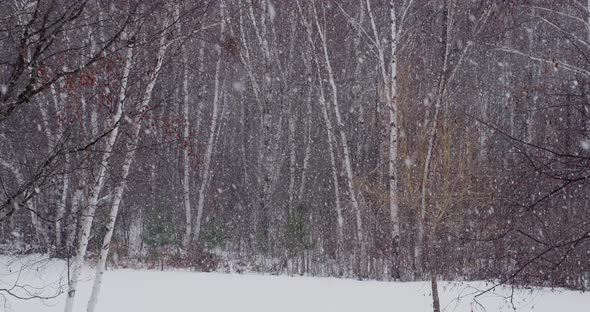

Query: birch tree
<box><xmin>295</xmin><ymin>0</ymin><xmax>344</xmax><ymax>265</ymax></box>
<box><xmin>193</xmin><ymin>0</ymin><xmax>225</xmax><ymax>243</ymax></box>
<box><xmin>63</xmin><ymin>45</ymin><xmax>131</xmax><ymax>312</ymax></box>
<box><xmin>180</xmin><ymin>4</ymin><xmax>193</xmax><ymax>255</ymax></box>
<box><xmin>311</xmin><ymin>1</ymin><xmax>367</xmax><ymax>272</ymax></box>
<box><xmin>85</xmin><ymin>6</ymin><xmax>182</xmax><ymax>310</ymax></box>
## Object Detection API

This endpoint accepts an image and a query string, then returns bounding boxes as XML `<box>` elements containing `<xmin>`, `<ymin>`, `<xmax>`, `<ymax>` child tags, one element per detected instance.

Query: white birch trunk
<box><xmin>297</xmin><ymin>2</ymin><xmax>344</xmax><ymax>255</ymax></box>
<box><xmin>318</xmin><ymin>79</ymin><xmax>345</xmax><ymax>247</ymax></box>
<box><xmin>66</xmin><ymin>185</ymin><xmax>84</xmax><ymax>252</ymax></box>
<box><xmin>180</xmin><ymin>7</ymin><xmax>193</xmax><ymax>254</ymax></box>
<box><xmin>193</xmin><ymin>0</ymin><xmax>225</xmax><ymax>243</ymax></box>
<box><xmin>298</xmin><ymin>84</ymin><xmax>313</xmax><ymax>204</ymax></box>
<box><xmin>479</xmin><ymin>90</ymin><xmax>489</xmax><ymax>157</ymax></box>
<box><xmin>87</xmin><ymin>14</ymin><xmax>174</xmax><ymax>310</ymax></box>
<box><xmin>367</xmin><ymin>0</ymin><xmax>402</xmax><ymax>242</ymax></box>
<box><xmin>128</xmin><ymin>210</ymin><xmax>143</xmax><ymax>257</ymax></box>
<box><xmin>55</xmin><ymin>153</ymin><xmax>69</xmax><ymax>249</ymax></box>
<box><xmin>86</xmin><ymin>160</ymin><xmax>128</xmax><ymax>312</ymax></box>
<box><xmin>48</xmin><ymin>81</ymin><xmax>69</xmax><ymax>250</ymax></box>
<box><xmin>288</xmin><ymin>107</ymin><xmax>296</xmax><ymax>214</ymax></box>
<box><xmin>313</xmin><ymin>3</ymin><xmax>366</xmax><ymax>266</ymax></box>
<box><xmin>387</xmin><ymin>0</ymin><xmax>401</xmax><ymax>241</ymax></box>
<box><xmin>64</xmin><ymin>38</ymin><xmax>134</xmax><ymax>312</ymax></box>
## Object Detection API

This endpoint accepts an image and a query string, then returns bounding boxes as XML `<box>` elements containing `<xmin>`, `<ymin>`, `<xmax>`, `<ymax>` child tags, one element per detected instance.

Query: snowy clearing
<box><xmin>1</xmin><ymin>255</ymin><xmax>588</xmax><ymax>312</ymax></box>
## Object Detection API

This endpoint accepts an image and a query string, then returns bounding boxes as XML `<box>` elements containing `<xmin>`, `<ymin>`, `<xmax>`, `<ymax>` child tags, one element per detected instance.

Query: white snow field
<box><xmin>1</xmin><ymin>255</ymin><xmax>589</xmax><ymax>312</ymax></box>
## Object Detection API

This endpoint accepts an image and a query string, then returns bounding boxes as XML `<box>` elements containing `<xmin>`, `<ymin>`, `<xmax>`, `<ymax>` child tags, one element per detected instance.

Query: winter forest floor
<box><xmin>1</xmin><ymin>255</ymin><xmax>589</xmax><ymax>312</ymax></box>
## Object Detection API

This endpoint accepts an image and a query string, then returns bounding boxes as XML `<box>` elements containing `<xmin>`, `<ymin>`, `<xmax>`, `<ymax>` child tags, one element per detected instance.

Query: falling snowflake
<box><xmin>404</xmin><ymin>158</ymin><xmax>413</xmax><ymax>167</ymax></box>
<box><xmin>268</xmin><ymin>1</ymin><xmax>276</xmax><ymax>21</ymax></box>
<box><xmin>232</xmin><ymin>81</ymin><xmax>245</xmax><ymax>92</ymax></box>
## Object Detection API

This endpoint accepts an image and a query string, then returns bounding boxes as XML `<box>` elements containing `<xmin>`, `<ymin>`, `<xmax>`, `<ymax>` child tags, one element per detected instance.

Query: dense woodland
<box><xmin>1</xmin><ymin>0</ymin><xmax>589</xmax><ymax>310</ymax></box>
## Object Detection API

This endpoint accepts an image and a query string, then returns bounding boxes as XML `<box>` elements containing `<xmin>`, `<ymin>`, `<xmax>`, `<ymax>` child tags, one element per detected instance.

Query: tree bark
<box><xmin>193</xmin><ymin>0</ymin><xmax>225</xmax><ymax>243</ymax></box>
<box><xmin>180</xmin><ymin>5</ymin><xmax>193</xmax><ymax>254</ymax></box>
<box><xmin>64</xmin><ymin>42</ymin><xmax>132</xmax><ymax>312</ymax></box>
<box><xmin>87</xmin><ymin>15</ymin><xmax>174</xmax><ymax>310</ymax></box>
<box><xmin>298</xmin><ymin>2</ymin><xmax>344</xmax><ymax>262</ymax></box>
<box><xmin>313</xmin><ymin>2</ymin><xmax>366</xmax><ymax>273</ymax></box>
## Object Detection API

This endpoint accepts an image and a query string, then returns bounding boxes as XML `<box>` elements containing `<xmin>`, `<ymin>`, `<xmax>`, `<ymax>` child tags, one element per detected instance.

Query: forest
<box><xmin>0</xmin><ymin>0</ymin><xmax>589</xmax><ymax>311</ymax></box>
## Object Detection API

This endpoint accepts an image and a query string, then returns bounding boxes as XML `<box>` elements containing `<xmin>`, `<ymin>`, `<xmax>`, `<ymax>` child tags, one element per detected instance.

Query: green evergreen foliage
<box><xmin>285</xmin><ymin>205</ymin><xmax>311</xmax><ymax>257</ymax></box>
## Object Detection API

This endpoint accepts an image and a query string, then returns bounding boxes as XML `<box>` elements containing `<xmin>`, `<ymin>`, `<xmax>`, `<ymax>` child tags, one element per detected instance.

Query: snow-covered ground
<box><xmin>1</xmin><ymin>255</ymin><xmax>588</xmax><ymax>312</ymax></box>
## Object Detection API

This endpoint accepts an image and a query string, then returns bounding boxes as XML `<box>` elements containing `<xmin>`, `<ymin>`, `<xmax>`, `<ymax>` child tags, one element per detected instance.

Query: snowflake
<box><xmin>232</xmin><ymin>81</ymin><xmax>245</xmax><ymax>92</ymax></box>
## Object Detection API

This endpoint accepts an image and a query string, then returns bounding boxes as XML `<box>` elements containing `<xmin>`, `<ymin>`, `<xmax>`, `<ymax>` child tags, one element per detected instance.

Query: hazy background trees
<box><xmin>1</xmin><ymin>0</ymin><xmax>589</xmax><ymax>300</ymax></box>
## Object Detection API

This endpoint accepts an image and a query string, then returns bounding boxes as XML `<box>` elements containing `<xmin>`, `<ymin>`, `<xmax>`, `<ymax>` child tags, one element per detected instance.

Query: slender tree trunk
<box><xmin>180</xmin><ymin>14</ymin><xmax>193</xmax><ymax>254</ymax></box>
<box><xmin>318</xmin><ymin>74</ymin><xmax>344</xmax><ymax>253</ymax></box>
<box><xmin>298</xmin><ymin>3</ymin><xmax>344</xmax><ymax>262</ymax></box>
<box><xmin>417</xmin><ymin>0</ymin><xmax>457</xmax><ymax>274</ymax></box>
<box><xmin>237</xmin><ymin>1</ymin><xmax>263</xmax><ymax>250</ymax></box>
<box><xmin>64</xmin><ymin>42</ymin><xmax>131</xmax><ymax>312</ymax></box>
<box><xmin>479</xmin><ymin>88</ymin><xmax>489</xmax><ymax>158</ymax></box>
<box><xmin>86</xmin><ymin>154</ymin><xmax>130</xmax><ymax>312</ymax></box>
<box><xmin>313</xmin><ymin>2</ymin><xmax>366</xmax><ymax>273</ymax></box>
<box><xmin>387</xmin><ymin>0</ymin><xmax>401</xmax><ymax>244</ymax></box>
<box><xmin>67</xmin><ymin>8</ymin><xmax>173</xmax><ymax>305</ymax></box>
<box><xmin>259</xmin><ymin>0</ymin><xmax>275</xmax><ymax>252</ymax></box>
<box><xmin>430</xmin><ymin>266</ymin><xmax>441</xmax><ymax>312</ymax></box>
<box><xmin>87</xmin><ymin>17</ymin><xmax>173</xmax><ymax>310</ymax></box>
<box><xmin>55</xmin><ymin>154</ymin><xmax>69</xmax><ymax>251</ymax></box>
<box><xmin>42</xmin><ymin>83</ymin><xmax>65</xmax><ymax>253</ymax></box>
<box><xmin>366</xmin><ymin>0</ymin><xmax>401</xmax><ymax>244</ymax></box>
<box><xmin>66</xmin><ymin>185</ymin><xmax>84</xmax><ymax>253</ymax></box>
<box><xmin>415</xmin><ymin>0</ymin><xmax>488</xmax><ymax>274</ymax></box>
<box><xmin>288</xmin><ymin>105</ymin><xmax>296</xmax><ymax>214</ymax></box>
<box><xmin>298</xmin><ymin>82</ymin><xmax>313</xmax><ymax>204</ymax></box>
<box><xmin>193</xmin><ymin>0</ymin><xmax>225</xmax><ymax>243</ymax></box>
